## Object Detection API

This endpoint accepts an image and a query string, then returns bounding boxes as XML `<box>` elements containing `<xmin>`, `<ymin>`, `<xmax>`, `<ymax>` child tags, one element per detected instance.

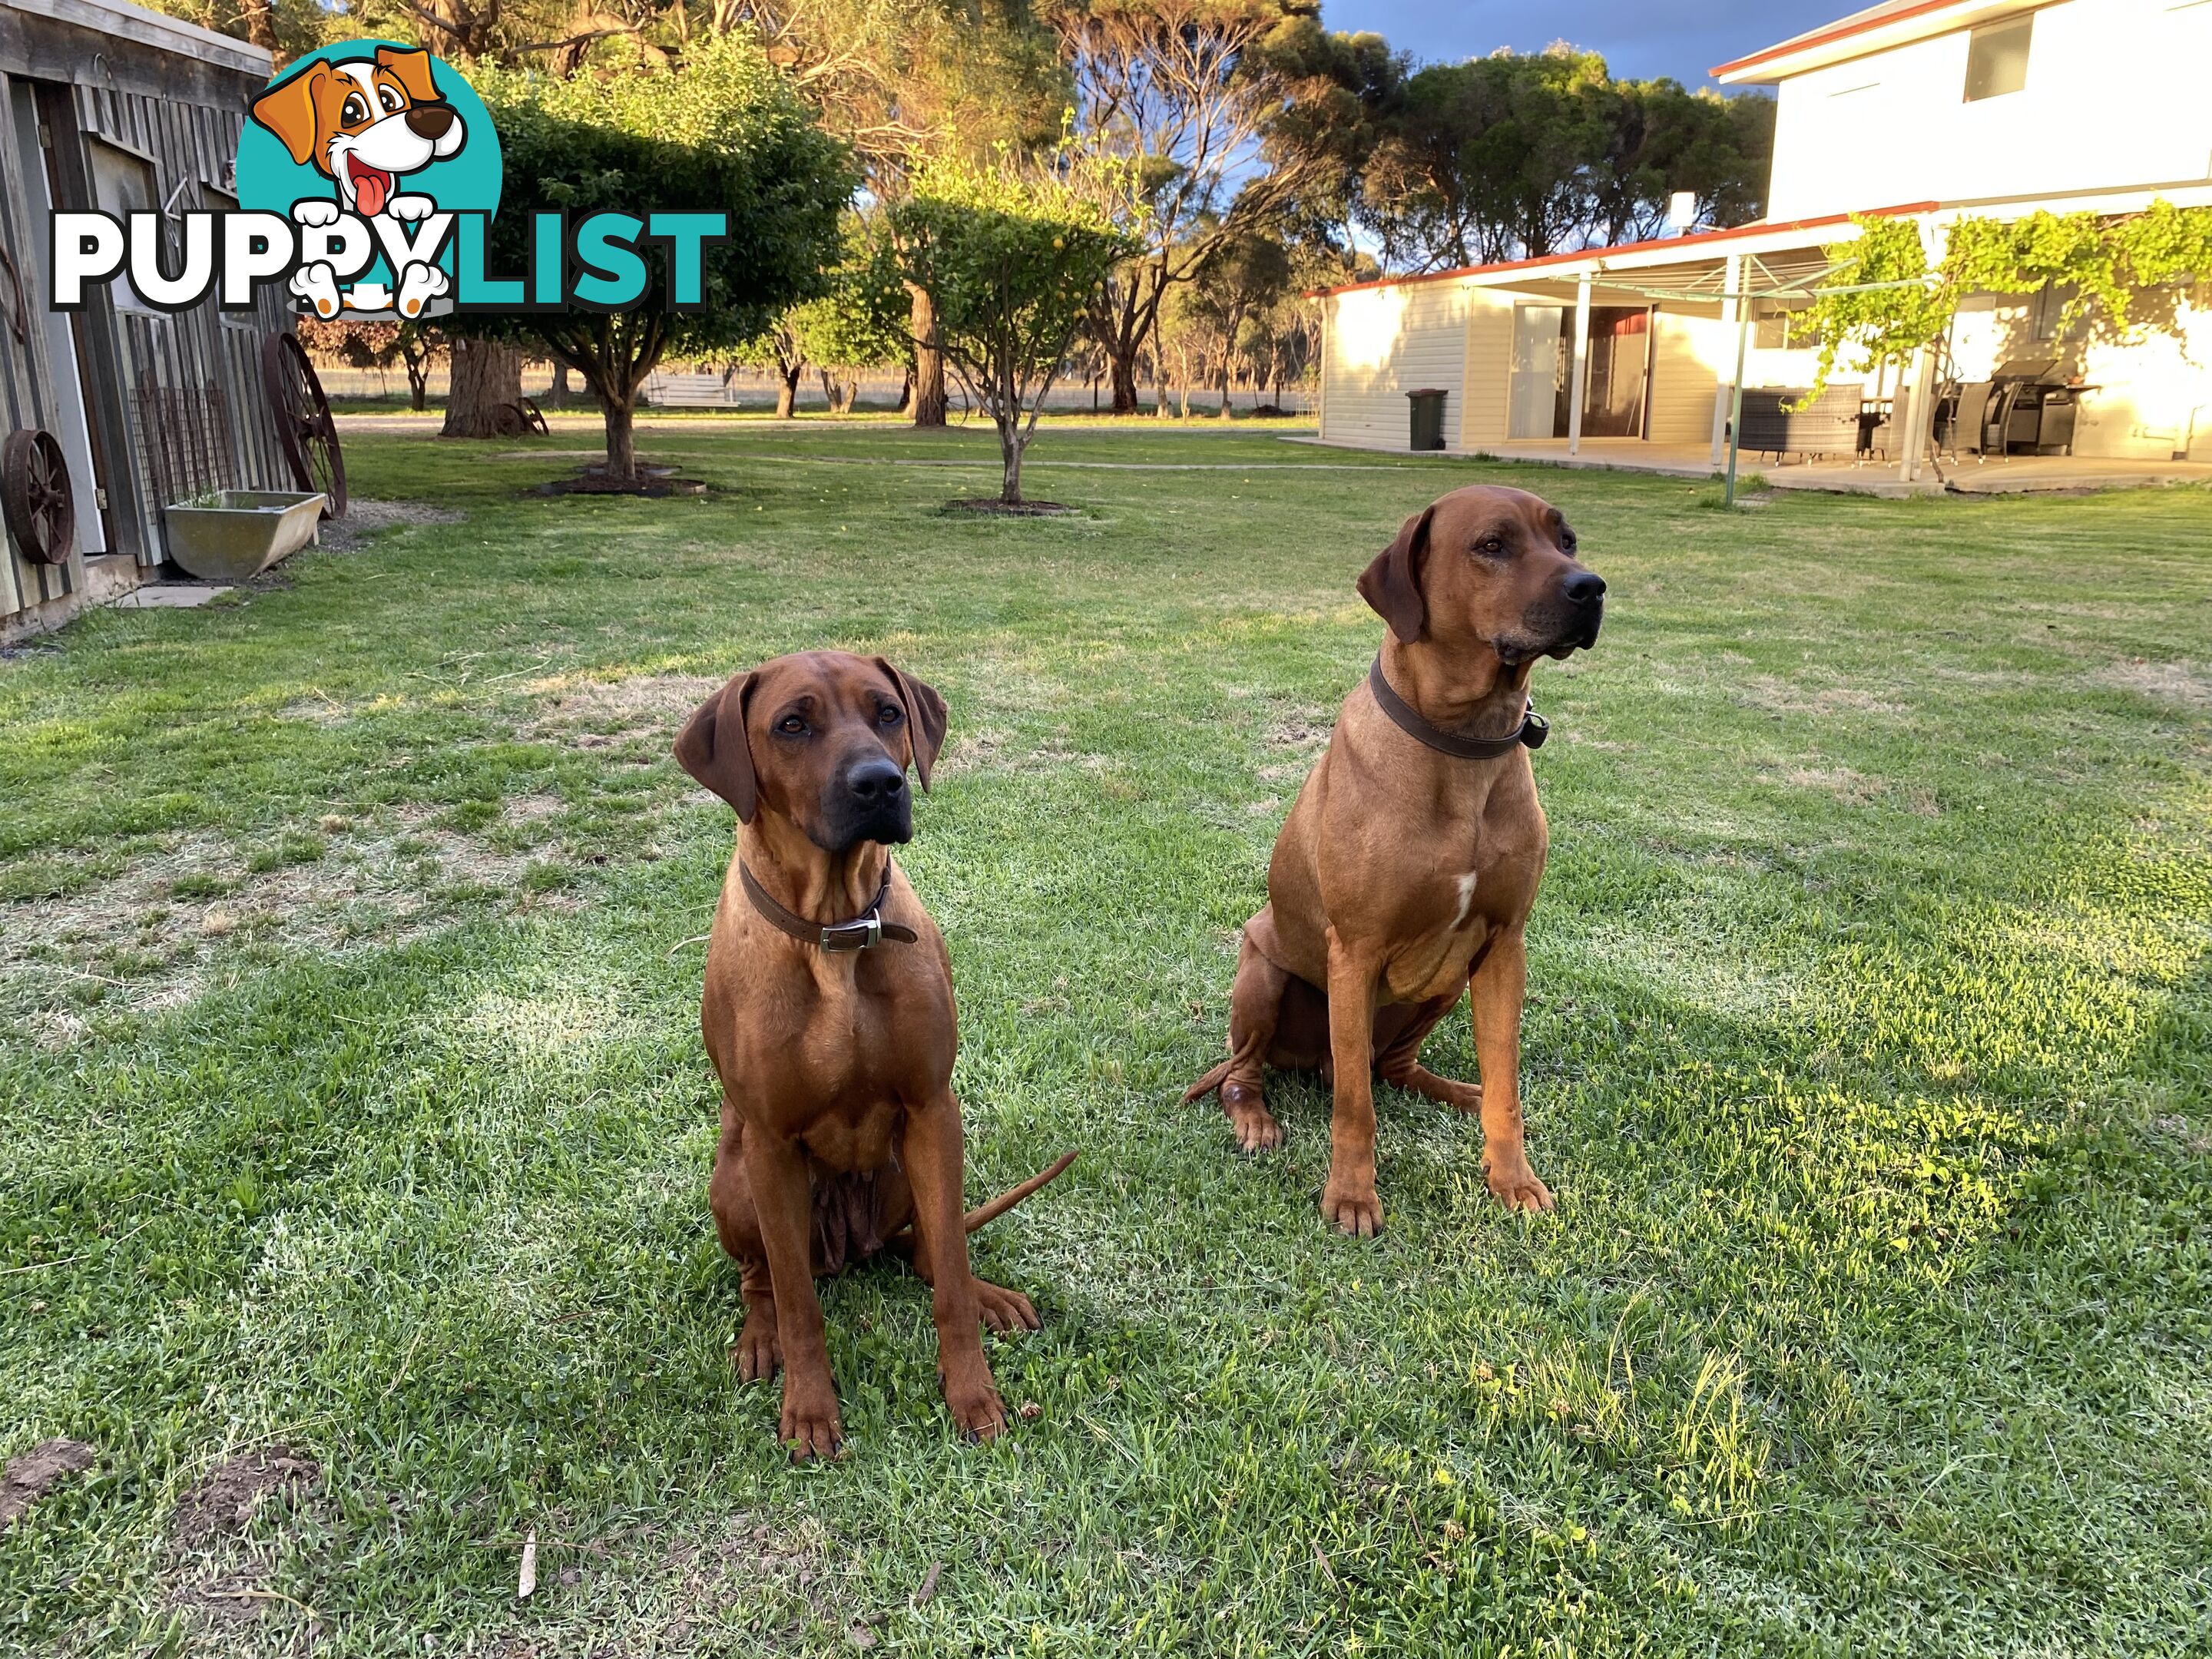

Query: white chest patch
<box><xmin>1452</xmin><ymin>872</ymin><xmax>1479</xmax><ymax>928</ymax></box>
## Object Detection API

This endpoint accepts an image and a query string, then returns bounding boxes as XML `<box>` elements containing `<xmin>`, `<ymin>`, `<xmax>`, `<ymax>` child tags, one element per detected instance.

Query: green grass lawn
<box><xmin>2</xmin><ymin>426</ymin><xmax>2207</xmax><ymax>1656</ymax></box>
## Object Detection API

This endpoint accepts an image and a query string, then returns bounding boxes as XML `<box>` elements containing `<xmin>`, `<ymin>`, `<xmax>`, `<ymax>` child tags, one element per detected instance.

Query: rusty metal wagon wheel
<box><xmin>519</xmin><ymin>397</ymin><xmax>550</xmax><ymax>435</ymax></box>
<box><xmin>2</xmin><ymin>429</ymin><xmax>75</xmax><ymax>566</ymax></box>
<box><xmin>262</xmin><ymin>332</ymin><xmax>347</xmax><ymax>518</ymax></box>
<box><xmin>489</xmin><ymin>400</ymin><xmax>527</xmax><ymax>438</ymax></box>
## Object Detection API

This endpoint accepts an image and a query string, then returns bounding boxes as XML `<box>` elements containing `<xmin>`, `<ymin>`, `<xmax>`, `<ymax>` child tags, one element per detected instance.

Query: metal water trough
<box><xmin>163</xmin><ymin>491</ymin><xmax>327</xmax><ymax>582</ymax></box>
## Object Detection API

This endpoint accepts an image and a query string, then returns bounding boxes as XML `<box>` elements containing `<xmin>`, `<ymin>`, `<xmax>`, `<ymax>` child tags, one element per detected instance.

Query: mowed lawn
<box><xmin>2</xmin><ymin>422</ymin><xmax>2207</xmax><ymax>1657</ymax></box>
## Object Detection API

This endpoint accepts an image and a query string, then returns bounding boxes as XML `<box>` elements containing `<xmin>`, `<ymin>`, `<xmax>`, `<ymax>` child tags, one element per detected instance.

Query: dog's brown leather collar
<box><xmin>740</xmin><ymin>861</ymin><xmax>919</xmax><ymax>951</ymax></box>
<box><xmin>1369</xmin><ymin>655</ymin><xmax>1548</xmax><ymax>759</ymax></box>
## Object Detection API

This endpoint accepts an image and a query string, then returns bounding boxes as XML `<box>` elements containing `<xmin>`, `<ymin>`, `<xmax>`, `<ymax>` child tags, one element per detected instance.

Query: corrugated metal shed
<box><xmin>0</xmin><ymin>0</ymin><xmax>296</xmax><ymax>637</ymax></box>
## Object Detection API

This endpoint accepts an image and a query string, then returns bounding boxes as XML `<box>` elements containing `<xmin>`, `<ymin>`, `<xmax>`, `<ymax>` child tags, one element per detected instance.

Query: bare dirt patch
<box><xmin>482</xmin><ymin>1512</ymin><xmax>844</xmax><ymax>1654</ymax></box>
<box><xmin>1738</xmin><ymin>677</ymin><xmax>1904</xmax><ymax>717</ymax></box>
<box><xmin>525</xmin><ymin>671</ymin><xmax>720</xmax><ymax>751</ymax></box>
<box><xmin>318</xmin><ymin>500</ymin><xmax>465</xmax><ymax>554</ymax></box>
<box><xmin>171</xmin><ymin>1446</ymin><xmax>321</xmax><ymax>1545</ymax></box>
<box><xmin>2095</xmin><ymin>658</ymin><xmax>2212</xmax><ymax>710</ymax></box>
<box><xmin>2</xmin><ymin>806</ymin><xmax>565</xmax><ymax>1021</ymax></box>
<box><xmin>1</xmin><ymin>1437</ymin><xmax>94</xmax><ymax>1528</ymax></box>
<box><xmin>165</xmin><ymin>1447</ymin><xmax>326</xmax><ymax>1638</ymax></box>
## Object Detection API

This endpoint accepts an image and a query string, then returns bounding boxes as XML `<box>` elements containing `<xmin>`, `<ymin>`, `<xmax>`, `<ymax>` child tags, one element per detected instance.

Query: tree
<box><xmin>442</xmin><ymin>337</ymin><xmax>525</xmax><ymax>436</ymax></box>
<box><xmin>1265</xmin><ymin>41</ymin><xmax>1773</xmax><ymax>276</ymax></box>
<box><xmin>793</xmin><ymin>270</ymin><xmax>907</xmax><ymax>412</ymax></box>
<box><xmin>296</xmin><ymin>318</ymin><xmax>440</xmax><ymax>410</ymax></box>
<box><xmin>885</xmin><ymin>157</ymin><xmax>1137</xmax><ymax>502</ymax></box>
<box><xmin>735</xmin><ymin>313</ymin><xmax>811</xmax><ymax>416</ymax></box>
<box><xmin>1188</xmin><ymin>227</ymin><xmax>1288</xmax><ymax>414</ymax></box>
<box><xmin>697</xmin><ymin>1</ymin><xmax>1067</xmax><ymax>428</ymax></box>
<box><xmin>463</xmin><ymin>35</ymin><xmax>854</xmax><ymax>481</ymax></box>
<box><xmin>1050</xmin><ymin>0</ymin><xmax>1320</xmax><ymax>412</ymax></box>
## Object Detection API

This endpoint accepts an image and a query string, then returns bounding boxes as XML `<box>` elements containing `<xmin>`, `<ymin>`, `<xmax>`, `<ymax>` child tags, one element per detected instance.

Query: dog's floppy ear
<box><xmin>250</xmin><ymin>63</ymin><xmax>328</xmax><ymax>168</ymax></box>
<box><xmin>376</xmin><ymin>46</ymin><xmax>442</xmax><ymax>105</ymax></box>
<box><xmin>1356</xmin><ymin>504</ymin><xmax>1435</xmax><ymax>644</ymax></box>
<box><xmin>674</xmin><ymin>672</ymin><xmax>760</xmax><ymax>823</ymax></box>
<box><xmin>873</xmin><ymin>657</ymin><xmax>948</xmax><ymax>792</ymax></box>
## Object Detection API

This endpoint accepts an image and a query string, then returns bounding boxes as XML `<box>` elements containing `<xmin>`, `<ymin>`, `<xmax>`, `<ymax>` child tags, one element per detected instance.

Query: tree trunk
<box><xmin>896</xmin><ymin>367</ymin><xmax>912</xmax><ymax>413</ymax></box>
<box><xmin>1107</xmin><ymin>347</ymin><xmax>1139</xmax><ymax>416</ymax></box>
<box><xmin>441</xmin><ymin>337</ymin><xmax>522</xmax><ymax>437</ymax></box>
<box><xmin>548</xmin><ymin>359</ymin><xmax>571</xmax><ymax>407</ymax></box>
<box><xmin>910</xmin><ymin>285</ymin><xmax>947</xmax><ymax>429</ymax></box>
<box><xmin>998</xmin><ymin>422</ymin><xmax>1023</xmax><ymax>505</ymax></box>
<box><xmin>241</xmin><ymin>0</ymin><xmax>277</xmax><ymax>51</ymax></box>
<box><xmin>775</xmin><ymin>364</ymin><xmax>800</xmax><ymax>418</ymax></box>
<box><xmin>601</xmin><ymin>392</ymin><xmax>637</xmax><ymax>482</ymax></box>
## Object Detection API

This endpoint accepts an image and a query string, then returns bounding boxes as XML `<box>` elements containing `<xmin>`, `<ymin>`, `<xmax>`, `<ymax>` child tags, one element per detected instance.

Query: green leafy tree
<box><xmin>886</xmin><ymin>157</ymin><xmax>1137</xmax><ymax>501</ymax></box>
<box><xmin>462</xmin><ymin>35</ymin><xmax>855</xmax><ymax>480</ymax></box>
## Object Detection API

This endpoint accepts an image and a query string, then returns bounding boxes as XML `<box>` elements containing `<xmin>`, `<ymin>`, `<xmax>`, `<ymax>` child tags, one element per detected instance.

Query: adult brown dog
<box><xmin>677</xmin><ymin>651</ymin><xmax>1071</xmax><ymax>1459</ymax></box>
<box><xmin>1187</xmin><ymin>485</ymin><xmax>1604</xmax><ymax>1234</ymax></box>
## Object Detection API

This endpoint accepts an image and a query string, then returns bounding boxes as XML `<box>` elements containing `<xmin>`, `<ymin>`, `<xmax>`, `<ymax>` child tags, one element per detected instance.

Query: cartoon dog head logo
<box><xmin>250</xmin><ymin>48</ymin><xmax>465</xmax><ymax>219</ymax></box>
<box><xmin>238</xmin><ymin>41</ymin><xmax>499</xmax><ymax>322</ymax></box>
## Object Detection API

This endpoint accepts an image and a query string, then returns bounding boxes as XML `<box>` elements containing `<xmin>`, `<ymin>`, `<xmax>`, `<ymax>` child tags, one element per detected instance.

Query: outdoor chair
<box><xmin>1734</xmin><ymin>383</ymin><xmax>1863</xmax><ymax>462</ymax></box>
<box><xmin>1945</xmin><ymin>381</ymin><xmax>2002</xmax><ymax>460</ymax></box>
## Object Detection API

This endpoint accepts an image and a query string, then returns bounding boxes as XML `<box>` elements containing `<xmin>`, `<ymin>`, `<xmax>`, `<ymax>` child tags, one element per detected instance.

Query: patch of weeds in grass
<box><xmin>520</xmin><ymin>859</ymin><xmax>573</xmax><ymax>894</ymax></box>
<box><xmin>243</xmin><ymin>833</ymin><xmax>326</xmax><ymax>873</ymax></box>
<box><xmin>439</xmin><ymin>799</ymin><xmax>502</xmax><ymax>833</ymax></box>
<box><xmin>167</xmin><ymin>872</ymin><xmax>237</xmax><ymax>900</ymax></box>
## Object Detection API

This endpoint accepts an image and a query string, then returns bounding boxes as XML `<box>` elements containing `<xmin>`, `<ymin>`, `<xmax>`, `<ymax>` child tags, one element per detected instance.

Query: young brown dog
<box><xmin>677</xmin><ymin>651</ymin><xmax>1066</xmax><ymax>1459</ymax></box>
<box><xmin>1187</xmin><ymin>485</ymin><xmax>1604</xmax><ymax>1233</ymax></box>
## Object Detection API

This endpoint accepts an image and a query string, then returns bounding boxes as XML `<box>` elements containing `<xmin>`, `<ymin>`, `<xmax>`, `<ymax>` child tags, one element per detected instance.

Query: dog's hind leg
<box><xmin>710</xmin><ymin>1121</ymin><xmax>781</xmax><ymax>1382</ymax></box>
<box><xmin>1185</xmin><ymin>927</ymin><xmax>1293</xmax><ymax>1152</ymax></box>
<box><xmin>1374</xmin><ymin>999</ymin><xmax>1483</xmax><ymax>1112</ymax></box>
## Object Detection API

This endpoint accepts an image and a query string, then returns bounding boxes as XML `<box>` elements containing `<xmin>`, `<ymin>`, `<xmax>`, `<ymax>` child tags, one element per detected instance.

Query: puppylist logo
<box><xmin>48</xmin><ymin>41</ymin><xmax>727</xmax><ymax>320</ymax></box>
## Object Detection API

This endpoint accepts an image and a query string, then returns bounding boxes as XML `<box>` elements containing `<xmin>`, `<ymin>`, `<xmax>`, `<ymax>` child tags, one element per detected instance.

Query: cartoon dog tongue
<box><xmin>348</xmin><ymin>156</ymin><xmax>392</xmax><ymax>217</ymax></box>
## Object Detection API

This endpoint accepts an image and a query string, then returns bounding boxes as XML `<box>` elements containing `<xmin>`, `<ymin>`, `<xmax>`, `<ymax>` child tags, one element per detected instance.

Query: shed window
<box><xmin>1963</xmin><ymin>15</ymin><xmax>2033</xmax><ymax>101</ymax></box>
<box><xmin>87</xmin><ymin>138</ymin><xmax>162</xmax><ymax>313</ymax></box>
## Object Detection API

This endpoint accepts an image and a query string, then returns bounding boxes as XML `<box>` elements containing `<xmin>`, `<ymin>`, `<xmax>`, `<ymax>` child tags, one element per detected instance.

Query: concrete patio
<box><xmin>1442</xmin><ymin>436</ymin><xmax>2212</xmax><ymax>498</ymax></box>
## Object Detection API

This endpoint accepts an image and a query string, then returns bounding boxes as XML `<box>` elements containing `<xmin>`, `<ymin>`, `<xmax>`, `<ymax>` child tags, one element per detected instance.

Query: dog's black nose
<box><xmin>406</xmin><ymin>104</ymin><xmax>456</xmax><ymax>139</ymax></box>
<box><xmin>845</xmin><ymin>757</ymin><xmax>907</xmax><ymax>803</ymax></box>
<box><xmin>1563</xmin><ymin>570</ymin><xmax>1606</xmax><ymax>606</ymax></box>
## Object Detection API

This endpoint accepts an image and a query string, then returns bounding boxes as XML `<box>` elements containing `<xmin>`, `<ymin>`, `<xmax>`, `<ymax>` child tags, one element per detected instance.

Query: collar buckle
<box><xmin>820</xmin><ymin>912</ymin><xmax>884</xmax><ymax>952</ymax></box>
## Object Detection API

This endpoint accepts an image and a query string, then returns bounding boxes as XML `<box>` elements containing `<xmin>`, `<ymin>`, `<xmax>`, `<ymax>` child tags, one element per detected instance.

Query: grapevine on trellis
<box><xmin>1796</xmin><ymin>200</ymin><xmax>2212</xmax><ymax>396</ymax></box>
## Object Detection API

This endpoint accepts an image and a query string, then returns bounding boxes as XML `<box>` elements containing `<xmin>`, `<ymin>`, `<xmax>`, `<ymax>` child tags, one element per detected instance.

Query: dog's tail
<box><xmin>1182</xmin><ymin>1057</ymin><xmax>1234</xmax><ymax>1103</ymax></box>
<box><xmin>963</xmin><ymin>1151</ymin><xmax>1078</xmax><ymax>1233</ymax></box>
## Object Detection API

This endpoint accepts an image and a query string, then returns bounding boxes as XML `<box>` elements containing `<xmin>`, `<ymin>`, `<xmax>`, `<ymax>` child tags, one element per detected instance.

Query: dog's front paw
<box><xmin>396</xmin><ymin>260</ymin><xmax>449</xmax><ymax>319</ymax></box>
<box><xmin>1485</xmin><ymin>1161</ymin><xmax>1555</xmax><ymax>1214</ymax></box>
<box><xmin>942</xmin><ymin>1370</ymin><xmax>1009</xmax><ymax>1442</ymax></box>
<box><xmin>290</xmin><ymin>198</ymin><xmax>340</xmax><ymax>227</ymax></box>
<box><xmin>972</xmin><ymin>1277</ymin><xmax>1039</xmax><ymax>1334</ymax></box>
<box><xmin>777</xmin><ymin>1379</ymin><xmax>843</xmax><ymax>1462</ymax></box>
<box><xmin>288</xmin><ymin>261</ymin><xmax>341</xmax><ymax>319</ymax></box>
<box><xmin>1321</xmin><ymin>1181</ymin><xmax>1384</xmax><ymax>1237</ymax></box>
<box><xmin>388</xmin><ymin>194</ymin><xmax>436</xmax><ymax>222</ymax></box>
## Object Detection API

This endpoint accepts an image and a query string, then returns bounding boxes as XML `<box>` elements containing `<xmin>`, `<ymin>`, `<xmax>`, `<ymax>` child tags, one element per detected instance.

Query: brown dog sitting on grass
<box><xmin>1187</xmin><ymin>485</ymin><xmax>1604</xmax><ymax>1234</ymax></box>
<box><xmin>677</xmin><ymin>651</ymin><xmax>1072</xmax><ymax>1460</ymax></box>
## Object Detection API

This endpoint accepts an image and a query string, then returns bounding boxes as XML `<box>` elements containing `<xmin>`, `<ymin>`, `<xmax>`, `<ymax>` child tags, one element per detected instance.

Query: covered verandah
<box><xmin>1466</xmin><ymin>435</ymin><xmax>2212</xmax><ymax>498</ymax></box>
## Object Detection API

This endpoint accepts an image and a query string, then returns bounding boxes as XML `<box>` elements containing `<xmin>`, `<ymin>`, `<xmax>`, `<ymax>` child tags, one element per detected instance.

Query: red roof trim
<box><xmin>1305</xmin><ymin>202</ymin><xmax>1939</xmax><ymax>299</ymax></box>
<box><xmin>1710</xmin><ymin>0</ymin><xmax>1976</xmax><ymax>79</ymax></box>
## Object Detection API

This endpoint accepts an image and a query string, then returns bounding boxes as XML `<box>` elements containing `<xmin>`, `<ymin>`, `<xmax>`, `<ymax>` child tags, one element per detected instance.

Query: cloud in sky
<box><xmin>1320</xmin><ymin>0</ymin><xmax>1855</xmax><ymax>85</ymax></box>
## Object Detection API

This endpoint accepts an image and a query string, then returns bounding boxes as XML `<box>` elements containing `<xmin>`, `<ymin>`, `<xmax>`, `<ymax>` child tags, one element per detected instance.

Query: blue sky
<box><xmin>1320</xmin><ymin>1</ymin><xmax>1854</xmax><ymax>86</ymax></box>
